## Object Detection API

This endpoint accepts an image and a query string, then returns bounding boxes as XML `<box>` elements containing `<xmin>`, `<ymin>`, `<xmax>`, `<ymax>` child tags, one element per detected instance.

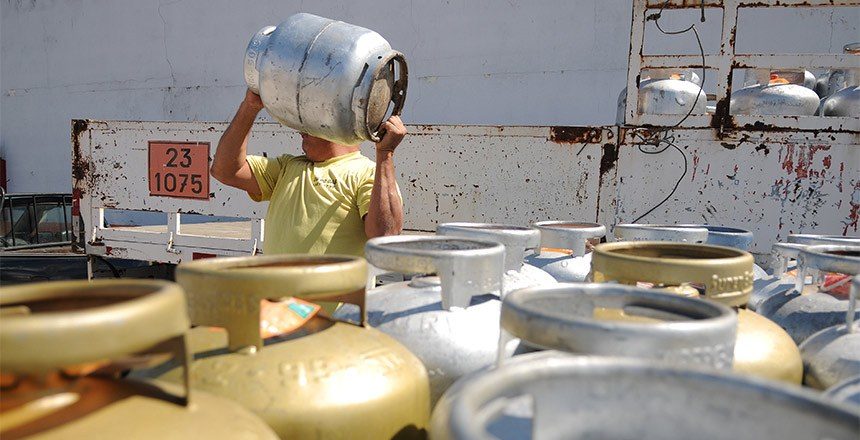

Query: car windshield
<box><xmin>1</xmin><ymin>194</ymin><xmax>72</xmax><ymax>248</ymax></box>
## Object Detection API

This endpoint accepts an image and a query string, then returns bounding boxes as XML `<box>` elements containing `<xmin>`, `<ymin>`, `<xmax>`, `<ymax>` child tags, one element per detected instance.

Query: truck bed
<box><xmin>113</xmin><ymin>220</ymin><xmax>253</xmax><ymax>240</ymax></box>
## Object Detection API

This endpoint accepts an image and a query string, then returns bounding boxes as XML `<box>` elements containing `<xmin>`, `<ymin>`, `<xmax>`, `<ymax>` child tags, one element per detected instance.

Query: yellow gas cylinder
<box><xmin>590</xmin><ymin>241</ymin><xmax>803</xmax><ymax>384</ymax></box>
<box><xmin>0</xmin><ymin>280</ymin><xmax>278</xmax><ymax>440</ymax></box>
<box><xmin>145</xmin><ymin>255</ymin><xmax>431</xmax><ymax>439</ymax></box>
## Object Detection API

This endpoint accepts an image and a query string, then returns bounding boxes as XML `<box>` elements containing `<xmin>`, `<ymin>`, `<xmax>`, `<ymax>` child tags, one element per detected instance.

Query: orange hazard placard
<box><xmin>148</xmin><ymin>141</ymin><xmax>210</xmax><ymax>199</ymax></box>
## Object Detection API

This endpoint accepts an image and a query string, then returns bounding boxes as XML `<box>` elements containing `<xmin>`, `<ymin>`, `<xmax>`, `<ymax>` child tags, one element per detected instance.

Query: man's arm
<box><xmin>210</xmin><ymin>89</ymin><xmax>264</xmax><ymax>197</ymax></box>
<box><xmin>364</xmin><ymin>116</ymin><xmax>406</xmax><ymax>238</ymax></box>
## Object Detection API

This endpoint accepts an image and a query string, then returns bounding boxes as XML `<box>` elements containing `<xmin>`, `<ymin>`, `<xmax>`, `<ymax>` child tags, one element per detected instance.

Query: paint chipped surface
<box><xmin>77</xmin><ymin>121</ymin><xmax>855</xmax><ymax>261</ymax></box>
<box><xmin>616</xmin><ymin>129</ymin><xmax>858</xmax><ymax>253</ymax></box>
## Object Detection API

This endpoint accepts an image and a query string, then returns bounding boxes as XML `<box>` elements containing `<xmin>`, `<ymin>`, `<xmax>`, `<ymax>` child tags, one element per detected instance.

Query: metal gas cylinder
<box><xmin>617</xmin><ymin>223</ymin><xmax>768</xmax><ymax>279</ymax></box>
<box><xmin>731</xmin><ymin>70</ymin><xmax>820</xmax><ymax>116</ymax></box>
<box><xmin>498</xmin><ymin>283</ymin><xmax>738</xmax><ymax>369</ymax></box>
<box><xmin>143</xmin><ymin>255</ymin><xmax>430</xmax><ymax>439</ymax></box>
<box><xmin>745</xmin><ymin>68</ymin><xmax>815</xmax><ymax>90</ymax></box>
<box><xmin>334</xmin><ymin>235</ymin><xmax>506</xmax><ymax>404</ymax></box>
<box><xmin>758</xmin><ymin>245</ymin><xmax>860</xmax><ymax>344</ymax></box>
<box><xmin>523</xmin><ymin>221</ymin><xmax>606</xmax><ymax>283</ymax></box>
<box><xmin>814</xmin><ymin>43</ymin><xmax>859</xmax><ymax>100</ymax></box>
<box><xmin>245</xmin><ymin>13</ymin><xmax>408</xmax><ymax>145</ymax></box>
<box><xmin>749</xmin><ymin>242</ymin><xmax>806</xmax><ymax>312</ymax></box>
<box><xmin>436</xmin><ymin>222</ymin><xmax>557</xmax><ymax>293</ymax></box>
<box><xmin>590</xmin><ymin>241</ymin><xmax>803</xmax><ymax>384</ymax></box>
<box><xmin>616</xmin><ymin>70</ymin><xmax>706</xmax><ymax>123</ymax></box>
<box><xmin>750</xmin><ymin>235</ymin><xmax>860</xmax><ymax>312</ymax></box>
<box><xmin>826</xmin><ymin>376</ymin><xmax>860</xmax><ymax>408</ymax></box>
<box><xmin>803</xmin><ymin>70</ymin><xmax>817</xmax><ymax>90</ymax></box>
<box><xmin>429</xmin><ymin>356</ymin><xmax>860</xmax><ymax>440</ymax></box>
<box><xmin>820</xmin><ymin>68</ymin><xmax>859</xmax><ymax>117</ymax></box>
<box><xmin>0</xmin><ymin>280</ymin><xmax>278</xmax><ymax>440</ymax></box>
<box><xmin>685</xmin><ymin>224</ymin><xmax>769</xmax><ymax>279</ymax></box>
<box><xmin>789</xmin><ymin>233</ymin><xmax>860</xmax><ymax>246</ymax></box>
<box><xmin>613</xmin><ymin>223</ymin><xmax>708</xmax><ymax>243</ymax></box>
<box><xmin>677</xmin><ymin>224</ymin><xmax>755</xmax><ymax>250</ymax></box>
<box><xmin>800</xmin><ymin>276</ymin><xmax>859</xmax><ymax>390</ymax></box>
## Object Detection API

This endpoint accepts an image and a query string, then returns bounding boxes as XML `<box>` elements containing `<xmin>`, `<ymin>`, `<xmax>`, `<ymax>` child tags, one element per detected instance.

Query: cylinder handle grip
<box><xmin>365</xmin><ymin>235</ymin><xmax>505</xmax><ymax>310</ymax></box>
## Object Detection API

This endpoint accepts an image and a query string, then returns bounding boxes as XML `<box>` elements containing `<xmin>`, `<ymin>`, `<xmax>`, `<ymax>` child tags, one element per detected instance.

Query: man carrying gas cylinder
<box><xmin>210</xmin><ymin>88</ymin><xmax>406</xmax><ymax>257</ymax></box>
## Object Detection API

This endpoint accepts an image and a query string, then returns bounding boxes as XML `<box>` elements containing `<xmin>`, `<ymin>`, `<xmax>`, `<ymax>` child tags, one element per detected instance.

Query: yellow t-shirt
<box><xmin>246</xmin><ymin>151</ymin><xmax>384</xmax><ymax>257</ymax></box>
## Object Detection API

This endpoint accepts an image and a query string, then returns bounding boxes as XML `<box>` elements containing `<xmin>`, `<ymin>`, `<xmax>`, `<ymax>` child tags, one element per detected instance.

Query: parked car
<box><xmin>1</xmin><ymin>191</ymin><xmax>172</xmax><ymax>285</ymax></box>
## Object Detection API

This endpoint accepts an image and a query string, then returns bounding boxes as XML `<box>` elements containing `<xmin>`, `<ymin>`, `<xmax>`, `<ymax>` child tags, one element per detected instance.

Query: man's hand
<box><xmin>243</xmin><ymin>89</ymin><xmax>264</xmax><ymax>113</ymax></box>
<box><xmin>375</xmin><ymin>115</ymin><xmax>407</xmax><ymax>153</ymax></box>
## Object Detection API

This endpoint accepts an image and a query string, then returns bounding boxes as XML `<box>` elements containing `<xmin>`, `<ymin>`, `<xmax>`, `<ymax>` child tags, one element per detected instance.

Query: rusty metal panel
<box><xmin>611</xmin><ymin>128</ymin><xmax>859</xmax><ymax>254</ymax></box>
<box><xmin>73</xmin><ymin>119</ymin><xmax>857</xmax><ymax>263</ymax></box>
<box><xmin>74</xmin><ymin>121</ymin><xmax>612</xmax><ymax>262</ymax></box>
<box><xmin>359</xmin><ymin>125</ymin><xmax>612</xmax><ymax>231</ymax></box>
<box><xmin>72</xmin><ymin>119</ymin><xmax>295</xmax><ymax>263</ymax></box>
<box><xmin>73</xmin><ymin>119</ymin><xmax>293</xmax><ymax>217</ymax></box>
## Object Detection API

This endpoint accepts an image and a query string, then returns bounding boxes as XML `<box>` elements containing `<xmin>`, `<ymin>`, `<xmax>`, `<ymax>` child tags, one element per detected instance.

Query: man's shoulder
<box><xmin>275</xmin><ymin>152</ymin><xmax>299</xmax><ymax>162</ymax></box>
<box><xmin>333</xmin><ymin>153</ymin><xmax>376</xmax><ymax>173</ymax></box>
<box><xmin>271</xmin><ymin>153</ymin><xmax>312</xmax><ymax>169</ymax></box>
<box><xmin>334</xmin><ymin>153</ymin><xmax>375</xmax><ymax>174</ymax></box>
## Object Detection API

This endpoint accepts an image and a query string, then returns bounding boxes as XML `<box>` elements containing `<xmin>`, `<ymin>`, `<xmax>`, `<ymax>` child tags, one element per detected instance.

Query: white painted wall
<box><xmin>2</xmin><ymin>0</ymin><xmax>857</xmax><ymax>193</ymax></box>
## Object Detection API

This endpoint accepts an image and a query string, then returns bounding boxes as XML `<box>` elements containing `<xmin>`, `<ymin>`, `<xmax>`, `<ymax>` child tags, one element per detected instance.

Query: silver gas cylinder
<box><xmin>820</xmin><ymin>68</ymin><xmax>859</xmax><ymax>117</ymax></box>
<box><xmin>750</xmin><ymin>235</ymin><xmax>860</xmax><ymax>311</ymax></box>
<box><xmin>744</xmin><ymin>68</ymin><xmax>815</xmax><ymax>90</ymax></box>
<box><xmin>674</xmin><ymin>224</ymin><xmax>753</xmax><ymax>249</ymax></box>
<box><xmin>799</xmin><ymin>276</ymin><xmax>859</xmax><ymax>390</ymax></box>
<box><xmin>826</xmin><ymin>376</ymin><xmax>860</xmax><ymax>408</ymax></box>
<box><xmin>429</xmin><ymin>356</ymin><xmax>860</xmax><ymax>440</ymax></box>
<box><xmin>789</xmin><ymin>233</ymin><xmax>860</xmax><ymax>246</ymax></box>
<box><xmin>679</xmin><ymin>224</ymin><xmax>768</xmax><ymax>279</ymax></box>
<box><xmin>612</xmin><ymin>223</ymin><xmax>708</xmax><ymax>243</ymax></box>
<box><xmin>616</xmin><ymin>70</ymin><xmax>705</xmax><ymax>123</ymax></box>
<box><xmin>815</xmin><ymin>56</ymin><xmax>852</xmax><ymax>100</ymax></box>
<box><xmin>334</xmin><ymin>235</ymin><xmax>506</xmax><ymax>403</ymax></box>
<box><xmin>815</xmin><ymin>69</ymin><xmax>848</xmax><ymax>100</ymax></box>
<box><xmin>748</xmin><ymin>242</ymin><xmax>806</xmax><ymax>312</ymax></box>
<box><xmin>731</xmin><ymin>70</ymin><xmax>820</xmax><ymax>116</ymax></box>
<box><xmin>245</xmin><ymin>13</ymin><xmax>407</xmax><ymax>145</ymax></box>
<box><xmin>758</xmin><ymin>245</ymin><xmax>860</xmax><ymax>344</ymax></box>
<box><xmin>436</xmin><ymin>223</ymin><xmax>557</xmax><ymax>293</ymax></box>
<box><xmin>803</xmin><ymin>70</ymin><xmax>817</xmax><ymax>90</ymax></box>
<box><xmin>616</xmin><ymin>224</ymin><xmax>772</xmax><ymax>279</ymax></box>
<box><xmin>498</xmin><ymin>283</ymin><xmax>737</xmax><ymax>369</ymax></box>
<box><xmin>523</xmin><ymin>221</ymin><xmax>606</xmax><ymax>283</ymax></box>
<box><xmin>814</xmin><ymin>43</ymin><xmax>858</xmax><ymax>100</ymax></box>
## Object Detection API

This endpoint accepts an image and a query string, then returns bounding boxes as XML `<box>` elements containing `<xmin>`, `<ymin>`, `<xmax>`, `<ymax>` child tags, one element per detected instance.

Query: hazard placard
<box><xmin>148</xmin><ymin>141</ymin><xmax>210</xmax><ymax>199</ymax></box>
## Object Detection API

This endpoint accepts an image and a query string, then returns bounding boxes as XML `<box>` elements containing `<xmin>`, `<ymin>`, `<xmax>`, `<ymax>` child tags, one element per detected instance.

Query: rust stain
<box><xmin>594</xmin><ymin>142</ymin><xmax>619</xmax><ymax>224</ymax></box>
<box><xmin>738</xmin><ymin>1</ymin><xmax>838</xmax><ymax>8</ymax></box>
<box><xmin>778</xmin><ymin>143</ymin><xmax>834</xmax><ymax>180</ymax></box>
<box><xmin>844</xmin><ymin>182</ymin><xmax>860</xmax><ymax>235</ymax></box>
<box><xmin>838</xmin><ymin>162</ymin><xmax>844</xmax><ymax>192</ymax></box>
<box><xmin>795</xmin><ymin>148</ymin><xmax>809</xmax><ymax>179</ymax></box>
<box><xmin>598</xmin><ymin>143</ymin><xmax>619</xmax><ymax>178</ymax></box>
<box><xmin>550</xmin><ymin>126</ymin><xmax>604</xmax><ymax>144</ymax></box>
<box><xmin>71</xmin><ymin>119</ymin><xmax>91</xmax><ymax>183</ymax></box>
<box><xmin>710</xmin><ymin>95</ymin><xmax>733</xmax><ymax>132</ymax></box>
<box><xmin>691</xmin><ymin>152</ymin><xmax>700</xmax><ymax>181</ymax></box>
<box><xmin>780</xmin><ymin>144</ymin><xmax>794</xmax><ymax>174</ymax></box>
